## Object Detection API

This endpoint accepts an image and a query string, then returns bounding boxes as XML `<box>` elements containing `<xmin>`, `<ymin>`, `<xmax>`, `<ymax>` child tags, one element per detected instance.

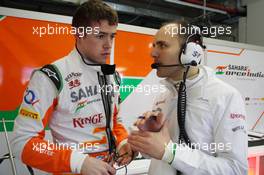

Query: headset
<box><xmin>151</xmin><ymin>26</ymin><xmax>206</xmax><ymax>69</ymax></box>
<box><xmin>179</xmin><ymin>32</ymin><xmax>205</xmax><ymax>66</ymax></box>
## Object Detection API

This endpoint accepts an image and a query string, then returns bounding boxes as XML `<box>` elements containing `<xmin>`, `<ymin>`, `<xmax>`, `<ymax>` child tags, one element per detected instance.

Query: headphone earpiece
<box><xmin>179</xmin><ymin>34</ymin><xmax>205</xmax><ymax>66</ymax></box>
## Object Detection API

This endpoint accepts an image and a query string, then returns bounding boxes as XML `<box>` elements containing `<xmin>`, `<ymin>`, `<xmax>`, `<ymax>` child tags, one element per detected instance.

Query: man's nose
<box><xmin>151</xmin><ymin>48</ymin><xmax>159</xmax><ymax>60</ymax></box>
<box><xmin>104</xmin><ymin>37</ymin><xmax>112</xmax><ymax>49</ymax></box>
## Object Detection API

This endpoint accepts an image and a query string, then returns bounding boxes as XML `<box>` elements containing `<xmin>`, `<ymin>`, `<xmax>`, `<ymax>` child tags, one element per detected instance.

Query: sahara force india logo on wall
<box><xmin>215</xmin><ymin>65</ymin><xmax>264</xmax><ymax>78</ymax></box>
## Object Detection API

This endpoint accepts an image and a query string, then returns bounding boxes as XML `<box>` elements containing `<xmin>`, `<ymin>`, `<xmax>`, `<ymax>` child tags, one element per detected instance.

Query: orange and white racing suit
<box><xmin>11</xmin><ymin>48</ymin><xmax>128</xmax><ymax>174</ymax></box>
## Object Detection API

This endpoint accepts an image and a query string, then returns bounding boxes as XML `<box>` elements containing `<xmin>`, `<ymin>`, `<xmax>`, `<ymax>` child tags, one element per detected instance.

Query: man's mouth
<box><xmin>102</xmin><ymin>53</ymin><xmax>110</xmax><ymax>56</ymax></box>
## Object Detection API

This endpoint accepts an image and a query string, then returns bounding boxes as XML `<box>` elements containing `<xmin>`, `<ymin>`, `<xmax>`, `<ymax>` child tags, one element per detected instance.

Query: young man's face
<box><xmin>151</xmin><ymin>24</ymin><xmax>184</xmax><ymax>78</ymax></box>
<box><xmin>77</xmin><ymin>20</ymin><xmax>117</xmax><ymax>64</ymax></box>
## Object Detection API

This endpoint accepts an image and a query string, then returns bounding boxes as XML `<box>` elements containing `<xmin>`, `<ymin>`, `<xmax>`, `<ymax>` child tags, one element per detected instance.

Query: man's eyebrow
<box><xmin>97</xmin><ymin>31</ymin><xmax>117</xmax><ymax>35</ymax></box>
<box><xmin>155</xmin><ymin>40</ymin><xmax>167</xmax><ymax>45</ymax></box>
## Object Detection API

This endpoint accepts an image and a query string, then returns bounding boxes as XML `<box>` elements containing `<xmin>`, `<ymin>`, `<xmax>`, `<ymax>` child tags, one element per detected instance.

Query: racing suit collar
<box><xmin>72</xmin><ymin>47</ymin><xmax>116</xmax><ymax>75</ymax></box>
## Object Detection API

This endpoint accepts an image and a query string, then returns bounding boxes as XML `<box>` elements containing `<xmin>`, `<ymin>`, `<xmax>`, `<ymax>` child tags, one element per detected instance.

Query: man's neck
<box><xmin>170</xmin><ymin>67</ymin><xmax>199</xmax><ymax>81</ymax></box>
<box><xmin>76</xmin><ymin>44</ymin><xmax>97</xmax><ymax>64</ymax></box>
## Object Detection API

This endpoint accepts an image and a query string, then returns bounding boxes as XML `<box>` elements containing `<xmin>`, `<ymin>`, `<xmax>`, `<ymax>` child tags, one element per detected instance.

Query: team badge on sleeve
<box><xmin>19</xmin><ymin>108</ymin><xmax>40</xmax><ymax>120</ymax></box>
<box><xmin>24</xmin><ymin>89</ymin><xmax>40</xmax><ymax>106</ymax></box>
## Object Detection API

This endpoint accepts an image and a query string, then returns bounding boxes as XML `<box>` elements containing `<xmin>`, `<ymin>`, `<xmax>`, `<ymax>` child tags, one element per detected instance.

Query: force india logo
<box><xmin>216</xmin><ymin>65</ymin><xmax>264</xmax><ymax>78</ymax></box>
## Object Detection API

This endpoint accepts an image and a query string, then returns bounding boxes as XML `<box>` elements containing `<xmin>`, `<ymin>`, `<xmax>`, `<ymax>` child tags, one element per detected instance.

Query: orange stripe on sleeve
<box><xmin>21</xmin><ymin>98</ymin><xmax>73</xmax><ymax>173</ymax></box>
<box><xmin>112</xmin><ymin>105</ymin><xmax>128</xmax><ymax>145</ymax></box>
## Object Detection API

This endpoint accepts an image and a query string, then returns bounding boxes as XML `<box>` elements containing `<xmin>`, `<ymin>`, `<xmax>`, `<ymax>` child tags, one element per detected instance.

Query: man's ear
<box><xmin>156</xmin><ymin>112</ymin><xmax>165</xmax><ymax>125</ymax></box>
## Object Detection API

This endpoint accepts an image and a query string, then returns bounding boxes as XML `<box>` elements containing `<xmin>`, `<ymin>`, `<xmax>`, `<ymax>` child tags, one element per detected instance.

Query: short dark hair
<box><xmin>72</xmin><ymin>0</ymin><xmax>118</xmax><ymax>28</ymax></box>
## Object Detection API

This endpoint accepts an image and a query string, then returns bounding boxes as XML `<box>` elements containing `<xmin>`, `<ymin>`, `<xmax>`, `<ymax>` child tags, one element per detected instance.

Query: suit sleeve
<box><xmin>11</xmin><ymin>71</ymin><xmax>86</xmax><ymax>174</ymax></box>
<box><xmin>164</xmin><ymin>90</ymin><xmax>248</xmax><ymax>175</ymax></box>
<box><xmin>112</xmin><ymin>95</ymin><xmax>129</xmax><ymax>150</ymax></box>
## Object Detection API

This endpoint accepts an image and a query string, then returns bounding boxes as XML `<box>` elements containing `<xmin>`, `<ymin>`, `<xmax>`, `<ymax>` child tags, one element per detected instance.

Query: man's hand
<box><xmin>134</xmin><ymin>111</ymin><xmax>165</xmax><ymax>132</ymax></box>
<box><xmin>116</xmin><ymin>143</ymin><xmax>134</xmax><ymax>166</ymax></box>
<box><xmin>81</xmin><ymin>156</ymin><xmax>116</xmax><ymax>175</ymax></box>
<box><xmin>128</xmin><ymin>120</ymin><xmax>171</xmax><ymax>160</ymax></box>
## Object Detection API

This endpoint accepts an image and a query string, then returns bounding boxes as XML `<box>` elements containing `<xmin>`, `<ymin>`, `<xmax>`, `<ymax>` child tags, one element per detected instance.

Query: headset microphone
<box><xmin>151</xmin><ymin>60</ymin><xmax>197</xmax><ymax>69</ymax></box>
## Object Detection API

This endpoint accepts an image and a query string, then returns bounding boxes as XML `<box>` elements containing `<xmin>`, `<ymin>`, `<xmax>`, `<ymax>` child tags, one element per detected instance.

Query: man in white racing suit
<box><xmin>11</xmin><ymin>1</ymin><xmax>132</xmax><ymax>175</ymax></box>
<box><xmin>128</xmin><ymin>21</ymin><xmax>248</xmax><ymax>175</ymax></box>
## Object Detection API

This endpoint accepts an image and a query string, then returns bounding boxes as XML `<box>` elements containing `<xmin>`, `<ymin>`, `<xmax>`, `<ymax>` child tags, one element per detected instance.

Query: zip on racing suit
<box><xmin>149</xmin><ymin>66</ymin><xmax>248</xmax><ymax>175</ymax></box>
<box><xmin>11</xmin><ymin>48</ymin><xmax>128</xmax><ymax>174</ymax></box>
